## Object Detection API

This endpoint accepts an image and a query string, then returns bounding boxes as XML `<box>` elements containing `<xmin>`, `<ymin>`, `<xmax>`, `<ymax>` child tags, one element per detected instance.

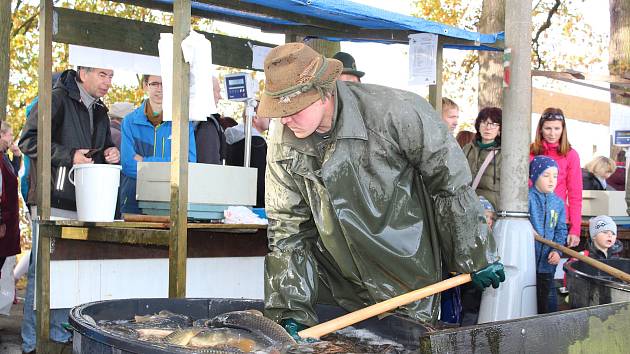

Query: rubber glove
<box><xmin>471</xmin><ymin>262</ymin><xmax>506</xmax><ymax>290</ymax></box>
<box><xmin>281</xmin><ymin>318</ymin><xmax>316</xmax><ymax>343</ymax></box>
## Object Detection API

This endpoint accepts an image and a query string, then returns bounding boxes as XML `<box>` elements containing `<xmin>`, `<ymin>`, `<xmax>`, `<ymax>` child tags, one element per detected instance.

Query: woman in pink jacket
<box><xmin>530</xmin><ymin>107</ymin><xmax>582</xmax><ymax>247</ymax></box>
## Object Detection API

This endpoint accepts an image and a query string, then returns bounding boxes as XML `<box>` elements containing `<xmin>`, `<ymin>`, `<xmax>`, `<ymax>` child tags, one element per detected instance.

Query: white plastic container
<box><xmin>478</xmin><ymin>218</ymin><xmax>537</xmax><ymax>323</ymax></box>
<box><xmin>69</xmin><ymin>164</ymin><xmax>121</xmax><ymax>222</ymax></box>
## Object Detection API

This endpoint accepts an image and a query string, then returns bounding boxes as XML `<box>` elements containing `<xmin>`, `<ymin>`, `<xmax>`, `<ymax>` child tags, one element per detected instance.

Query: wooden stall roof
<box><xmin>111</xmin><ymin>0</ymin><xmax>504</xmax><ymax>49</ymax></box>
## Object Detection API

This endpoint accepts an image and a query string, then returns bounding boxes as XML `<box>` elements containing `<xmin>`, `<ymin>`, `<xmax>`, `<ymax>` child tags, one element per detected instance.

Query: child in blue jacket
<box><xmin>529</xmin><ymin>156</ymin><xmax>567</xmax><ymax>314</ymax></box>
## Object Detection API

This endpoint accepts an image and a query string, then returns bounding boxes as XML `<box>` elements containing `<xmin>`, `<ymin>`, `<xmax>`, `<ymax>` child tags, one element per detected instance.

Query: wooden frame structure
<box><xmin>2</xmin><ymin>1</ymin><xmax>504</xmax><ymax>352</ymax></box>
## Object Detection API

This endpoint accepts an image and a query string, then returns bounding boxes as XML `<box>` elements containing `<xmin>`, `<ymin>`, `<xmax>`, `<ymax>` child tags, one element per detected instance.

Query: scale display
<box><xmin>225</xmin><ymin>73</ymin><xmax>254</xmax><ymax>102</ymax></box>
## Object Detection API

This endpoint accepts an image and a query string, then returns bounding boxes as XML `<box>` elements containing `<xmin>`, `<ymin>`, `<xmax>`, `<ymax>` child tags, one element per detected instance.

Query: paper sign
<box><xmin>252</xmin><ymin>45</ymin><xmax>273</xmax><ymax>70</ymax></box>
<box><xmin>408</xmin><ymin>33</ymin><xmax>438</xmax><ymax>86</ymax></box>
<box><xmin>69</xmin><ymin>45</ymin><xmax>160</xmax><ymax>75</ymax></box>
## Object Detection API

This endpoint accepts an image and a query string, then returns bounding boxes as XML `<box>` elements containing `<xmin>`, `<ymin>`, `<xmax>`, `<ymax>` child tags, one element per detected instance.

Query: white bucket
<box><xmin>69</xmin><ymin>164</ymin><xmax>122</xmax><ymax>222</ymax></box>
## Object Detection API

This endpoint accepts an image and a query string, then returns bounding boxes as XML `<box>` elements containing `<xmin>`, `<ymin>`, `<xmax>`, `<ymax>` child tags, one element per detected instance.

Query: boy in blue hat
<box><xmin>529</xmin><ymin>155</ymin><xmax>568</xmax><ymax>313</ymax></box>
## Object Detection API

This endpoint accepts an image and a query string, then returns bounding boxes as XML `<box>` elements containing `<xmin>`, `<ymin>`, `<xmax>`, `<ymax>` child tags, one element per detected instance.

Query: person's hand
<box><xmin>471</xmin><ymin>262</ymin><xmax>506</xmax><ymax>290</ymax></box>
<box><xmin>0</xmin><ymin>224</ymin><xmax>6</xmax><ymax>239</ymax></box>
<box><xmin>567</xmin><ymin>234</ymin><xmax>580</xmax><ymax>248</ymax></box>
<box><xmin>9</xmin><ymin>143</ymin><xmax>21</xmax><ymax>157</ymax></box>
<box><xmin>548</xmin><ymin>251</ymin><xmax>560</xmax><ymax>265</ymax></box>
<box><xmin>73</xmin><ymin>149</ymin><xmax>93</xmax><ymax>165</ymax></box>
<box><xmin>281</xmin><ymin>318</ymin><xmax>316</xmax><ymax>343</ymax></box>
<box><xmin>133</xmin><ymin>154</ymin><xmax>143</xmax><ymax>162</ymax></box>
<box><xmin>104</xmin><ymin>147</ymin><xmax>120</xmax><ymax>164</ymax></box>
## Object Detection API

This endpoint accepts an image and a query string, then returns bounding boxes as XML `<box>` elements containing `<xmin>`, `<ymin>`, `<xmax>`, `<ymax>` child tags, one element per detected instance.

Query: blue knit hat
<box><xmin>530</xmin><ymin>156</ymin><xmax>558</xmax><ymax>183</ymax></box>
<box><xmin>479</xmin><ymin>196</ymin><xmax>495</xmax><ymax>212</ymax></box>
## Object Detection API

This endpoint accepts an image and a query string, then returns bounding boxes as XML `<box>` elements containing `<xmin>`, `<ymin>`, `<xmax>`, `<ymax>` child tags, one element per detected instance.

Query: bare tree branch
<box><xmin>11</xmin><ymin>12</ymin><xmax>37</xmax><ymax>38</ymax></box>
<box><xmin>13</xmin><ymin>0</ymin><xmax>23</xmax><ymax>14</ymax></box>
<box><xmin>532</xmin><ymin>0</ymin><xmax>561</xmax><ymax>69</ymax></box>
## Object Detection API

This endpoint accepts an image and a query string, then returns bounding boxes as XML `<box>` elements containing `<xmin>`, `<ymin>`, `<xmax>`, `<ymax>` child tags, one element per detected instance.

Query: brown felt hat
<box><xmin>258</xmin><ymin>43</ymin><xmax>342</xmax><ymax>118</ymax></box>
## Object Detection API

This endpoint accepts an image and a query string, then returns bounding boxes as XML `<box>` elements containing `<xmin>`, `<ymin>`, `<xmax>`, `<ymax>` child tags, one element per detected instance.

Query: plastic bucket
<box><xmin>69</xmin><ymin>164</ymin><xmax>121</xmax><ymax>222</ymax></box>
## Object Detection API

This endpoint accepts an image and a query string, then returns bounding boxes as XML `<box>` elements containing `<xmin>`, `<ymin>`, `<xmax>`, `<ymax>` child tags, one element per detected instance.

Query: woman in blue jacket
<box><xmin>120</xmin><ymin>75</ymin><xmax>196</xmax><ymax>213</ymax></box>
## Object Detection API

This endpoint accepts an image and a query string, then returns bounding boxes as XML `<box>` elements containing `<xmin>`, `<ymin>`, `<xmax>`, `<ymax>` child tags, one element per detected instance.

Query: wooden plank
<box><xmin>428</xmin><ymin>37</ymin><xmax>444</xmax><ymax>111</ymax></box>
<box><xmin>52</xmin><ymin>7</ymin><xmax>277</xmax><ymax>71</ymax></box>
<box><xmin>0</xmin><ymin>0</ymin><xmax>10</xmax><ymax>124</ymax></box>
<box><xmin>41</xmin><ymin>219</ymin><xmax>169</xmax><ymax>229</ymax></box>
<box><xmin>194</xmin><ymin>0</ymin><xmax>360</xmax><ymax>32</ymax></box>
<box><xmin>58</xmin><ymin>226</ymin><xmax>171</xmax><ymax>245</ymax></box>
<box><xmin>41</xmin><ymin>219</ymin><xmax>266</xmax><ymax>230</ymax></box>
<box><xmin>36</xmin><ymin>1</ymin><xmax>53</xmax><ymax>351</ymax></box>
<box><xmin>37</xmin><ymin>222</ymin><xmax>57</xmax><ymax>353</ymax></box>
<box><xmin>169</xmin><ymin>0</ymin><xmax>191</xmax><ymax>299</ymax></box>
<box><xmin>50</xmin><ymin>229</ymin><xmax>269</xmax><ymax>260</ymax></box>
<box><xmin>37</xmin><ymin>5</ymin><xmax>53</xmax><ymax>221</ymax></box>
<box><xmin>419</xmin><ymin>301</ymin><xmax>630</xmax><ymax>353</ymax></box>
<box><xmin>114</xmin><ymin>0</ymin><xmax>292</xmax><ymax>31</ymax></box>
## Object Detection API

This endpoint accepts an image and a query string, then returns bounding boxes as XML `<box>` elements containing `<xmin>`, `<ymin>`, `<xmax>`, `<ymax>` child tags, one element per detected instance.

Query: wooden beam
<box><xmin>114</xmin><ymin>0</ymin><xmax>280</xmax><ymax>30</ymax></box>
<box><xmin>194</xmin><ymin>0</ymin><xmax>360</xmax><ymax>32</ymax></box>
<box><xmin>0</xmin><ymin>0</ymin><xmax>10</xmax><ymax>123</ymax></box>
<box><xmin>36</xmin><ymin>3</ymin><xmax>53</xmax><ymax>352</ymax></box>
<box><xmin>169</xmin><ymin>0</ymin><xmax>190</xmax><ymax>299</ymax></box>
<box><xmin>52</xmin><ymin>7</ymin><xmax>277</xmax><ymax>71</ymax></box>
<box><xmin>429</xmin><ymin>37</ymin><xmax>444</xmax><ymax>111</ymax></box>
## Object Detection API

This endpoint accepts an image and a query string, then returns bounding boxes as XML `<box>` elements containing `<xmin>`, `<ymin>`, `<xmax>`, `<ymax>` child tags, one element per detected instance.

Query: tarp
<box><xmin>145</xmin><ymin>0</ymin><xmax>503</xmax><ymax>49</ymax></box>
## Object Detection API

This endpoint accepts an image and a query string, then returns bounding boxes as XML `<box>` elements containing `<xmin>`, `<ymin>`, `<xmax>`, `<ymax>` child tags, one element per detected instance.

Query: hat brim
<box><xmin>258</xmin><ymin>58</ymin><xmax>343</xmax><ymax>118</ymax></box>
<box><xmin>342</xmin><ymin>68</ymin><xmax>365</xmax><ymax>78</ymax></box>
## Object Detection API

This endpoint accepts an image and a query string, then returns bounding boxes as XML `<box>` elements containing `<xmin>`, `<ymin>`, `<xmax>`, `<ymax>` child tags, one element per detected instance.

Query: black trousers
<box><xmin>536</xmin><ymin>273</ymin><xmax>558</xmax><ymax>314</ymax></box>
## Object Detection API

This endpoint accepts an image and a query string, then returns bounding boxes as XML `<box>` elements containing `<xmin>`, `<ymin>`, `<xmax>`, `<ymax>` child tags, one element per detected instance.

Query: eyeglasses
<box><xmin>480</xmin><ymin>121</ymin><xmax>500</xmax><ymax>129</ymax></box>
<box><xmin>147</xmin><ymin>82</ymin><xmax>163</xmax><ymax>88</ymax></box>
<box><xmin>541</xmin><ymin>112</ymin><xmax>564</xmax><ymax>121</ymax></box>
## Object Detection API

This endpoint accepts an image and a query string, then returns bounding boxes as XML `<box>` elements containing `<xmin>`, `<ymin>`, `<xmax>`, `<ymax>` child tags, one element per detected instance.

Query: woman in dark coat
<box><xmin>582</xmin><ymin>156</ymin><xmax>616</xmax><ymax>190</ymax></box>
<box><xmin>0</xmin><ymin>122</ymin><xmax>20</xmax><ymax>273</ymax></box>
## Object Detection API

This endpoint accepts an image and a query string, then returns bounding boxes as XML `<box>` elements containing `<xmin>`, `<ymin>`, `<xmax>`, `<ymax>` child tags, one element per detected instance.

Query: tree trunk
<box><xmin>478</xmin><ymin>0</ymin><xmax>505</xmax><ymax>109</ymax></box>
<box><xmin>609</xmin><ymin>0</ymin><xmax>630</xmax><ymax>106</ymax></box>
<box><xmin>0</xmin><ymin>0</ymin><xmax>12</xmax><ymax>123</ymax></box>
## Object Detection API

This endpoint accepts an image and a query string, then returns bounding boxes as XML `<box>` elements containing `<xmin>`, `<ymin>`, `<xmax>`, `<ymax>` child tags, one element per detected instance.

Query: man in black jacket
<box><xmin>19</xmin><ymin>67</ymin><xmax>120</xmax><ymax>212</ymax></box>
<box><xmin>18</xmin><ymin>66</ymin><xmax>119</xmax><ymax>353</ymax></box>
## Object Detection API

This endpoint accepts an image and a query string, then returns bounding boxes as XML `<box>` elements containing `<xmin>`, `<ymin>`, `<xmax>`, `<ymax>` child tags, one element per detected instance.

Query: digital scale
<box><xmin>224</xmin><ymin>73</ymin><xmax>258</xmax><ymax>167</ymax></box>
<box><xmin>224</xmin><ymin>73</ymin><xmax>256</xmax><ymax>102</ymax></box>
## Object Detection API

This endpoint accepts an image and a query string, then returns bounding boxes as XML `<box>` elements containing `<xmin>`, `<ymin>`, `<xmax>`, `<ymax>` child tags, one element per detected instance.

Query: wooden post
<box><xmin>0</xmin><ymin>0</ymin><xmax>11</xmax><ymax>123</ymax></box>
<box><xmin>428</xmin><ymin>37</ymin><xmax>444</xmax><ymax>112</ymax></box>
<box><xmin>169</xmin><ymin>0</ymin><xmax>190</xmax><ymax>299</ymax></box>
<box><xmin>36</xmin><ymin>1</ymin><xmax>53</xmax><ymax>352</ymax></box>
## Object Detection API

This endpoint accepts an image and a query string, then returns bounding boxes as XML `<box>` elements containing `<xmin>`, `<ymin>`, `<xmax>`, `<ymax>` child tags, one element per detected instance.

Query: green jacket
<box><xmin>462</xmin><ymin>142</ymin><xmax>502</xmax><ymax>209</ymax></box>
<box><xmin>264</xmin><ymin>81</ymin><xmax>497</xmax><ymax>326</ymax></box>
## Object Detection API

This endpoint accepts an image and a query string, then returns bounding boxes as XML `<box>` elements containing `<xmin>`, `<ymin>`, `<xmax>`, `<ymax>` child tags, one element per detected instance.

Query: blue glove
<box><xmin>471</xmin><ymin>262</ymin><xmax>506</xmax><ymax>290</ymax></box>
<box><xmin>281</xmin><ymin>318</ymin><xmax>317</xmax><ymax>343</ymax></box>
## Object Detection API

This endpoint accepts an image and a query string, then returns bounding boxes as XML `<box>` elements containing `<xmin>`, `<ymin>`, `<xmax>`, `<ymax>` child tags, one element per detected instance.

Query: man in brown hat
<box><xmin>259</xmin><ymin>43</ymin><xmax>505</xmax><ymax>339</ymax></box>
<box><xmin>332</xmin><ymin>51</ymin><xmax>364</xmax><ymax>83</ymax></box>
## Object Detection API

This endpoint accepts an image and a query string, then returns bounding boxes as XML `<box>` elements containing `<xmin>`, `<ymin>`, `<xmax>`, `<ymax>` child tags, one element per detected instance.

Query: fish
<box><xmin>98</xmin><ymin>309</ymin><xmax>294</xmax><ymax>352</ymax></box>
<box><xmin>136</xmin><ymin>328</ymin><xmax>175</xmax><ymax>340</ymax></box>
<box><xmin>164</xmin><ymin>327</ymin><xmax>204</xmax><ymax>346</ymax></box>
<box><xmin>188</xmin><ymin>328</ymin><xmax>260</xmax><ymax>351</ymax></box>
<box><xmin>209</xmin><ymin>310</ymin><xmax>296</xmax><ymax>347</ymax></box>
<box><xmin>134</xmin><ymin>310</ymin><xmax>191</xmax><ymax>328</ymax></box>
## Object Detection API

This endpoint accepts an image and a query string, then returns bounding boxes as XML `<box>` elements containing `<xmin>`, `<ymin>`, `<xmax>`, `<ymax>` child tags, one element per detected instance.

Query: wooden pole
<box><xmin>36</xmin><ymin>0</ymin><xmax>53</xmax><ymax>352</ymax></box>
<box><xmin>0</xmin><ymin>0</ymin><xmax>11</xmax><ymax>123</ymax></box>
<box><xmin>298</xmin><ymin>274</ymin><xmax>472</xmax><ymax>339</ymax></box>
<box><xmin>534</xmin><ymin>234</ymin><xmax>630</xmax><ymax>283</ymax></box>
<box><xmin>428</xmin><ymin>37</ymin><xmax>444</xmax><ymax>112</ymax></box>
<box><xmin>169</xmin><ymin>0</ymin><xmax>190</xmax><ymax>298</ymax></box>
